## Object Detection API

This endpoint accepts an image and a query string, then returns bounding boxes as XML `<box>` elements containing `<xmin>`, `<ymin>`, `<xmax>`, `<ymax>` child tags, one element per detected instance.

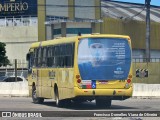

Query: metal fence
<box><xmin>0</xmin><ymin>59</ymin><xmax>28</xmax><ymax>78</ymax></box>
<box><xmin>0</xmin><ymin>17</ymin><xmax>37</xmax><ymax>27</ymax></box>
<box><xmin>0</xmin><ymin>69</ymin><xmax>28</xmax><ymax>78</ymax></box>
<box><xmin>0</xmin><ymin>58</ymin><xmax>160</xmax><ymax>84</ymax></box>
<box><xmin>0</xmin><ymin>59</ymin><xmax>27</xmax><ymax>69</ymax></box>
<box><xmin>132</xmin><ymin>58</ymin><xmax>160</xmax><ymax>63</ymax></box>
<box><xmin>1</xmin><ymin>58</ymin><xmax>159</xmax><ymax>68</ymax></box>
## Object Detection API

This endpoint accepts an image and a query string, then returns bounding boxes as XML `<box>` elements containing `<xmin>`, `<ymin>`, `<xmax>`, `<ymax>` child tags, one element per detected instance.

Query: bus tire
<box><xmin>72</xmin><ymin>99</ymin><xmax>86</xmax><ymax>104</ymax></box>
<box><xmin>96</xmin><ymin>98</ymin><xmax>111</xmax><ymax>108</ymax></box>
<box><xmin>32</xmin><ymin>86</ymin><xmax>44</xmax><ymax>104</ymax></box>
<box><xmin>55</xmin><ymin>88</ymin><xmax>63</xmax><ymax>107</ymax></box>
<box><xmin>106</xmin><ymin>99</ymin><xmax>112</xmax><ymax>108</ymax></box>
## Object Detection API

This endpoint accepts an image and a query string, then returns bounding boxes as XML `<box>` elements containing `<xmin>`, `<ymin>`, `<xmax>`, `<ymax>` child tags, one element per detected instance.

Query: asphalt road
<box><xmin>0</xmin><ymin>97</ymin><xmax>160</xmax><ymax>120</ymax></box>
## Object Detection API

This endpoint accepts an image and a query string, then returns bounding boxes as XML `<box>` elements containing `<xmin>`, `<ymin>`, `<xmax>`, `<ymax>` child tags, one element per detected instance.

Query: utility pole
<box><xmin>145</xmin><ymin>0</ymin><xmax>151</xmax><ymax>62</ymax></box>
<box><xmin>15</xmin><ymin>59</ymin><xmax>17</xmax><ymax>82</ymax></box>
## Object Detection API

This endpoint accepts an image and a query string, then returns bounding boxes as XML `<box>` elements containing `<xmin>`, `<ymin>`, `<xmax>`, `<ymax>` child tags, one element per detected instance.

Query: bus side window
<box><xmin>47</xmin><ymin>47</ymin><xmax>52</xmax><ymax>67</ymax></box>
<box><xmin>62</xmin><ymin>44</ymin><xmax>66</xmax><ymax>67</ymax></box>
<box><xmin>42</xmin><ymin>47</ymin><xmax>47</xmax><ymax>67</ymax></box>
<box><xmin>30</xmin><ymin>52</ymin><xmax>34</xmax><ymax>68</ymax></box>
<box><xmin>64</xmin><ymin>44</ymin><xmax>68</xmax><ymax>67</ymax></box>
<box><xmin>52</xmin><ymin>46</ymin><xmax>55</xmax><ymax>67</ymax></box>
<box><xmin>65</xmin><ymin>44</ymin><xmax>68</xmax><ymax>67</ymax></box>
<box><xmin>54</xmin><ymin>46</ymin><xmax>60</xmax><ymax>68</ymax></box>
<box><xmin>67</xmin><ymin>43</ymin><xmax>75</xmax><ymax>67</ymax></box>
<box><xmin>37</xmin><ymin>48</ymin><xmax>42</xmax><ymax>67</ymax></box>
<box><xmin>71</xmin><ymin>43</ymin><xmax>75</xmax><ymax>67</ymax></box>
<box><xmin>33</xmin><ymin>48</ymin><xmax>38</xmax><ymax>67</ymax></box>
<box><xmin>60</xmin><ymin>44</ymin><xmax>65</xmax><ymax>68</ymax></box>
<box><xmin>27</xmin><ymin>52</ymin><xmax>34</xmax><ymax>73</ymax></box>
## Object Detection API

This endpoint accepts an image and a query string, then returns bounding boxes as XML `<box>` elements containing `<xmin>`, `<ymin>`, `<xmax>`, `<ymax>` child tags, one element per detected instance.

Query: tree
<box><xmin>0</xmin><ymin>42</ymin><xmax>10</xmax><ymax>67</ymax></box>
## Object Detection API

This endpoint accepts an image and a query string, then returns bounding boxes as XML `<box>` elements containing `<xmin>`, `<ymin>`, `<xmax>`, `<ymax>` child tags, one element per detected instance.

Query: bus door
<box><xmin>31</xmin><ymin>68</ymin><xmax>41</xmax><ymax>97</ymax></box>
<box><xmin>59</xmin><ymin>43</ymin><xmax>74</xmax><ymax>98</ymax></box>
<box><xmin>35</xmin><ymin>47</ymin><xmax>43</xmax><ymax>97</ymax></box>
<box><xmin>41</xmin><ymin>47</ymin><xmax>52</xmax><ymax>98</ymax></box>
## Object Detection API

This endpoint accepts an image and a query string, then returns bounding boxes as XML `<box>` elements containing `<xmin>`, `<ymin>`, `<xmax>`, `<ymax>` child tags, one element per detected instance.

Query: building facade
<box><xmin>0</xmin><ymin>0</ymin><xmax>160</xmax><ymax>66</ymax></box>
<box><xmin>38</xmin><ymin>0</ymin><xmax>101</xmax><ymax>41</ymax></box>
<box><xmin>0</xmin><ymin>0</ymin><xmax>38</xmax><ymax>65</ymax></box>
<box><xmin>38</xmin><ymin>0</ymin><xmax>160</xmax><ymax>60</ymax></box>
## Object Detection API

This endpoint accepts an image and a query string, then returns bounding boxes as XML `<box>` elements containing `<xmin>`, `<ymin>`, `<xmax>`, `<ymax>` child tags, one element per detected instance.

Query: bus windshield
<box><xmin>78</xmin><ymin>38</ymin><xmax>131</xmax><ymax>80</ymax></box>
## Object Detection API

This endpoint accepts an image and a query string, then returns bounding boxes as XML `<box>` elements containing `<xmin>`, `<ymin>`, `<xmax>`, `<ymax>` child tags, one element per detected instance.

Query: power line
<box><xmin>37</xmin><ymin>4</ymin><xmax>145</xmax><ymax>8</ymax></box>
<box><xmin>123</xmin><ymin>4</ymin><xmax>146</xmax><ymax>20</ymax></box>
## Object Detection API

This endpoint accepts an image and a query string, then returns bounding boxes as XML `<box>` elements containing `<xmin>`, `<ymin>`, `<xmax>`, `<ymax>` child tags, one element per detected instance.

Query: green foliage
<box><xmin>0</xmin><ymin>42</ymin><xmax>10</xmax><ymax>67</ymax></box>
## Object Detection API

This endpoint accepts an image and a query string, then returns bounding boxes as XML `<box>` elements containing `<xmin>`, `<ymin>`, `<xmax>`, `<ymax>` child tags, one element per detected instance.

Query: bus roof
<box><xmin>30</xmin><ymin>34</ymin><xmax>130</xmax><ymax>49</ymax></box>
<box><xmin>79</xmin><ymin>34</ymin><xmax>130</xmax><ymax>39</ymax></box>
<box><xmin>30</xmin><ymin>36</ymin><xmax>77</xmax><ymax>49</ymax></box>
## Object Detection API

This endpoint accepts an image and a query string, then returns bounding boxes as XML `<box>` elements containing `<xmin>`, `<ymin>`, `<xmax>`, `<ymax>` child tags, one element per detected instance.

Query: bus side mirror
<box><xmin>26</xmin><ymin>53</ymin><xmax>30</xmax><ymax>61</ymax></box>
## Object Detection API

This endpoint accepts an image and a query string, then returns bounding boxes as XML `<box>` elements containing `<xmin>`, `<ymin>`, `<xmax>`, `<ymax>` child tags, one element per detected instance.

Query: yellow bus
<box><xmin>26</xmin><ymin>34</ymin><xmax>133</xmax><ymax>108</ymax></box>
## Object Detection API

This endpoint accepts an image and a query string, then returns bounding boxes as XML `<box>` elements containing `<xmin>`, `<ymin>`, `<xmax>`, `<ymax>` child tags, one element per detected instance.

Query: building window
<box><xmin>67</xmin><ymin>28</ymin><xmax>92</xmax><ymax>34</ymax></box>
<box><xmin>53</xmin><ymin>29</ymin><xmax>61</xmax><ymax>35</ymax></box>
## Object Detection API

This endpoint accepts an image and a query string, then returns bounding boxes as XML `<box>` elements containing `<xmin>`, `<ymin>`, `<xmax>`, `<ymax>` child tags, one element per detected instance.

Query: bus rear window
<box><xmin>78</xmin><ymin>38</ymin><xmax>131</xmax><ymax>80</ymax></box>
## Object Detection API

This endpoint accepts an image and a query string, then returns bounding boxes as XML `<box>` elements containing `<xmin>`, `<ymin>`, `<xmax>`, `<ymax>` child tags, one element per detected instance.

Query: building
<box><xmin>0</xmin><ymin>0</ymin><xmax>38</xmax><ymax>66</ymax></box>
<box><xmin>101</xmin><ymin>0</ymin><xmax>160</xmax><ymax>60</ymax></box>
<box><xmin>0</xmin><ymin>0</ymin><xmax>160</xmax><ymax>83</ymax></box>
<box><xmin>38</xmin><ymin>0</ymin><xmax>160</xmax><ymax>60</ymax></box>
<box><xmin>0</xmin><ymin>0</ymin><xmax>160</xmax><ymax>65</ymax></box>
<box><xmin>38</xmin><ymin>0</ymin><xmax>101</xmax><ymax>41</ymax></box>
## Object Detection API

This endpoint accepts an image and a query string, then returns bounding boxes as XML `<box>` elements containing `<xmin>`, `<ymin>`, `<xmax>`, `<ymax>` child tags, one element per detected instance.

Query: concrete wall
<box><xmin>0</xmin><ymin>26</ymin><xmax>38</xmax><ymax>61</ymax></box>
<box><xmin>46</xmin><ymin>0</ymin><xmax>68</xmax><ymax>17</ymax></box>
<box><xmin>75</xmin><ymin>0</ymin><xmax>95</xmax><ymax>19</ymax></box>
<box><xmin>0</xmin><ymin>82</ymin><xmax>160</xmax><ymax>98</ymax></box>
<box><xmin>0</xmin><ymin>82</ymin><xmax>29</xmax><ymax>97</ymax></box>
<box><xmin>132</xmin><ymin>83</ymin><xmax>160</xmax><ymax>97</ymax></box>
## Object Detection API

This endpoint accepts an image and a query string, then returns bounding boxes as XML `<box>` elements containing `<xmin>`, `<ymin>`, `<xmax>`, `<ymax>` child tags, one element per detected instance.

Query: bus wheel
<box><xmin>106</xmin><ymin>99</ymin><xmax>112</xmax><ymax>108</ymax></box>
<box><xmin>55</xmin><ymin>88</ymin><xmax>67</xmax><ymax>107</ymax></box>
<box><xmin>72</xmin><ymin>99</ymin><xmax>86</xmax><ymax>104</ymax></box>
<box><xmin>32</xmin><ymin>86</ymin><xmax>44</xmax><ymax>104</ymax></box>
<box><xmin>96</xmin><ymin>98</ymin><xmax>111</xmax><ymax>108</ymax></box>
<box><xmin>55</xmin><ymin>88</ymin><xmax>61</xmax><ymax>107</ymax></box>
